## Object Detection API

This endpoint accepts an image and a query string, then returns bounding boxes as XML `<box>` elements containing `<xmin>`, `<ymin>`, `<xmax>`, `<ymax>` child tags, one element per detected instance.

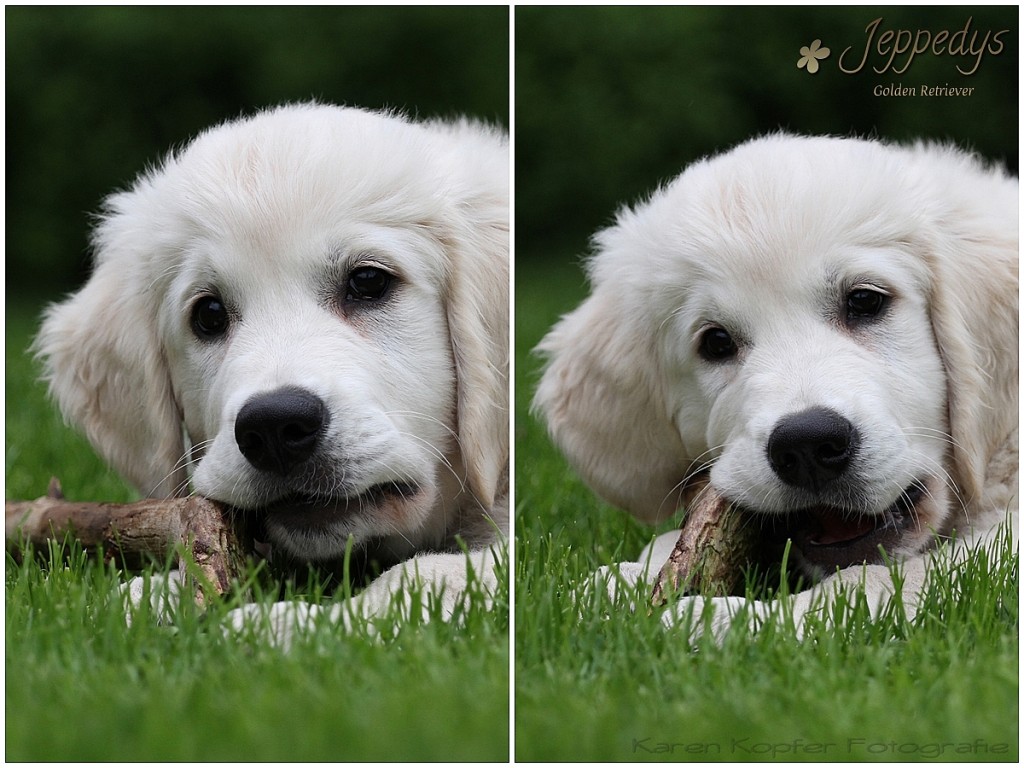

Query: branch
<box><xmin>651</xmin><ymin>476</ymin><xmax>760</xmax><ymax>605</ymax></box>
<box><xmin>6</xmin><ymin>479</ymin><xmax>253</xmax><ymax>607</ymax></box>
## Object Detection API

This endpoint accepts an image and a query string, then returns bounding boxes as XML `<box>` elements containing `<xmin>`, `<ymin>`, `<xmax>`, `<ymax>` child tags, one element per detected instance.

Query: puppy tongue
<box><xmin>806</xmin><ymin>508</ymin><xmax>876</xmax><ymax>546</ymax></box>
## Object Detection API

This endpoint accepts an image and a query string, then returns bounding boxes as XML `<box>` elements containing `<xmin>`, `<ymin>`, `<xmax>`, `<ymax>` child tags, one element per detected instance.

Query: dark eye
<box><xmin>191</xmin><ymin>295</ymin><xmax>230</xmax><ymax>340</ymax></box>
<box><xmin>346</xmin><ymin>267</ymin><xmax>392</xmax><ymax>302</ymax></box>
<box><xmin>699</xmin><ymin>326</ymin><xmax>737</xmax><ymax>361</ymax></box>
<box><xmin>846</xmin><ymin>288</ymin><xmax>887</xmax><ymax>324</ymax></box>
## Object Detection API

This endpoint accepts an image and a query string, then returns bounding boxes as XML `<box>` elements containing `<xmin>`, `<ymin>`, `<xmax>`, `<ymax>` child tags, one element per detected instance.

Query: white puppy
<box><xmin>535</xmin><ymin>134</ymin><xmax>1017</xmax><ymax>635</ymax></box>
<box><xmin>37</xmin><ymin>104</ymin><xmax>509</xmax><ymax>637</ymax></box>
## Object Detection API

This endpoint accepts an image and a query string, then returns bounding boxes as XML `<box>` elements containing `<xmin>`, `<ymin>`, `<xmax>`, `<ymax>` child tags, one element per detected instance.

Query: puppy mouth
<box><xmin>258</xmin><ymin>481</ymin><xmax>421</xmax><ymax>527</ymax></box>
<box><xmin>784</xmin><ymin>482</ymin><xmax>925</xmax><ymax>571</ymax></box>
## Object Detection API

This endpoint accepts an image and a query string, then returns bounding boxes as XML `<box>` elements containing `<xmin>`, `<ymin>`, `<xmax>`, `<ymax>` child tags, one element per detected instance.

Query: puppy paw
<box><xmin>225</xmin><ymin>601</ymin><xmax>329</xmax><ymax>648</ymax></box>
<box><xmin>661</xmin><ymin>595</ymin><xmax>772</xmax><ymax>642</ymax></box>
<box><xmin>573</xmin><ymin>562</ymin><xmax>656</xmax><ymax>617</ymax></box>
<box><xmin>121</xmin><ymin>570</ymin><xmax>184</xmax><ymax>625</ymax></box>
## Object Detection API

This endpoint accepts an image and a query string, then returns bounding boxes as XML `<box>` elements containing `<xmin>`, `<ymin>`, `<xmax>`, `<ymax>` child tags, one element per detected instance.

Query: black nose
<box><xmin>766</xmin><ymin>407</ymin><xmax>859</xmax><ymax>492</ymax></box>
<box><xmin>234</xmin><ymin>387</ymin><xmax>328</xmax><ymax>475</ymax></box>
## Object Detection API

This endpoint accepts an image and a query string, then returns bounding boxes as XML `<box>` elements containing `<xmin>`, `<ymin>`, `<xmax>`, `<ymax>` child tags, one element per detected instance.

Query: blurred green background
<box><xmin>6</xmin><ymin>5</ymin><xmax>509</xmax><ymax>293</ymax></box>
<box><xmin>515</xmin><ymin>6</ymin><xmax>1018</xmax><ymax>264</ymax></box>
<box><xmin>7</xmin><ymin>6</ymin><xmax>1016</xmax><ymax>294</ymax></box>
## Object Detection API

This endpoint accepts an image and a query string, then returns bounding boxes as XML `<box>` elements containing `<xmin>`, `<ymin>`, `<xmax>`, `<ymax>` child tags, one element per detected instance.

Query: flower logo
<box><xmin>797</xmin><ymin>39</ymin><xmax>830</xmax><ymax>74</ymax></box>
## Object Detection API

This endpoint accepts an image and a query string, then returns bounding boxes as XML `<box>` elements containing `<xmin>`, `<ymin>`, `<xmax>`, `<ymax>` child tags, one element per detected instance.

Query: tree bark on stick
<box><xmin>651</xmin><ymin>476</ymin><xmax>759</xmax><ymax>605</ymax></box>
<box><xmin>5</xmin><ymin>480</ymin><xmax>252</xmax><ymax>607</ymax></box>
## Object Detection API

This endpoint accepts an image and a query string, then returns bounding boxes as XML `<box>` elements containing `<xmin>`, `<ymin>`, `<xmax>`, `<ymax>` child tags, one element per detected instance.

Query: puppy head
<box><xmin>36</xmin><ymin>104</ymin><xmax>508</xmax><ymax>559</ymax></box>
<box><xmin>535</xmin><ymin>135</ymin><xmax>1017</xmax><ymax>574</ymax></box>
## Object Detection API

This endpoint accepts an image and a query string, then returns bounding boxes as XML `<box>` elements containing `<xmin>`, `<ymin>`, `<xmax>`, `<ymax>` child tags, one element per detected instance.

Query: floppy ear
<box><xmin>443</xmin><ymin>171</ymin><xmax>510</xmax><ymax>513</ymax></box>
<box><xmin>923</xmin><ymin>160</ymin><xmax>1018</xmax><ymax>515</ymax></box>
<box><xmin>533</xmin><ymin>262</ymin><xmax>689</xmax><ymax>525</ymax></box>
<box><xmin>34</xmin><ymin>196</ymin><xmax>186</xmax><ymax>499</ymax></box>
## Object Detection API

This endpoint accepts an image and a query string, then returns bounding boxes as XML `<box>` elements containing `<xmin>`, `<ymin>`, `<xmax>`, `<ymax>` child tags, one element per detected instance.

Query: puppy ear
<box><xmin>442</xmin><ymin>154</ymin><xmax>509</xmax><ymax>513</ymax></box>
<box><xmin>533</xmin><ymin>268</ymin><xmax>689</xmax><ymax>524</ymax></box>
<box><xmin>924</xmin><ymin>159</ymin><xmax>1018</xmax><ymax>513</ymax></box>
<box><xmin>35</xmin><ymin>202</ymin><xmax>186</xmax><ymax>498</ymax></box>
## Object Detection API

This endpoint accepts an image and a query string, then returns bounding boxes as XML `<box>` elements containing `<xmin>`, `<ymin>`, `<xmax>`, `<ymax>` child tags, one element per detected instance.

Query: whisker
<box><xmin>382</xmin><ymin>409</ymin><xmax>459</xmax><ymax>443</ymax></box>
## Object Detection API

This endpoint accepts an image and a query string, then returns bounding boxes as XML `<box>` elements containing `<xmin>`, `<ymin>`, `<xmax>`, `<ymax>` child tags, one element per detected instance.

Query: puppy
<box><xmin>535</xmin><ymin>134</ymin><xmax>1017</xmax><ymax>635</ymax></box>
<box><xmin>37</xmin><ymin>103</ymin><xmax>509</xmax><ymax>638</ymax></box>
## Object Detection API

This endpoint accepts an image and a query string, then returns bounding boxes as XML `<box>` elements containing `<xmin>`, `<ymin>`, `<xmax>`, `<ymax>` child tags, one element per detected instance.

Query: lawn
<box><xmin>6</xmin><ymin>261</ymin><xmax>1019</xmax><ymax>763</ymax></box>
<box><xmin>513</xmin><ymin>260</ymin><xmax>1019</xmax><ymax>762</ymax></box>
<box><xmin>5</xmin><ymin>295</ymin><xmax>509</xmax><ymax>762</ymax></box>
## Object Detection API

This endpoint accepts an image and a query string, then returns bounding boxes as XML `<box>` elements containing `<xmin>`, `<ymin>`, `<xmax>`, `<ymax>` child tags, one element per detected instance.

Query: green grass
<box><xmin>5</xmin><ymin>295</ymin><xmax>509</xmax><ymax>762</ymax></box>
<box><xmin>513</xmin><ymin>262</ymin><xmax>1019</xmax><ymax>762</ymax></box>
<box><xmin>8</xmin><ymin>262</ymin><xmax>1020</xmax><ymax>763</ymax></box>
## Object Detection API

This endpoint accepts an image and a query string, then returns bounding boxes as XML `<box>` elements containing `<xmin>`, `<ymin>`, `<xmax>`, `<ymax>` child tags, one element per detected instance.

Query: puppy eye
<box><xmin>698</xmin><ymin>327</ymin><xmax>737</xmax><ymax>361</ymax></box>
<box><xmin>846</xmin><ymin>288</ymin><xmax>887</xmax><ymax>323</ymax></box>
<box><xmin>191</xmin><ymin>295</ymin><xmax>230</xmax><ymax>340</ymax></box>
<box><xmin>346</xmin><ymin>266</ymin><xmax>393</xmax><ymax>303</ymax></box>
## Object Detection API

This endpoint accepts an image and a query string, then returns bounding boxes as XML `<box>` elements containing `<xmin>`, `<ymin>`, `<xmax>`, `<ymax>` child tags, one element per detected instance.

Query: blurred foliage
<box><xmin>516</xmin><ymin>6</ymin><xmax>1018</xmax><ymax>263</ymax></box>
<box><xmin>6</xmin><ymin>6</ymin><xmax>509</xmax><ymax>290</ymax></box>
<box><xmin>6</xmin><ymin>7</ymin><xmax>1017</xmax><ymax>285</ymax></box>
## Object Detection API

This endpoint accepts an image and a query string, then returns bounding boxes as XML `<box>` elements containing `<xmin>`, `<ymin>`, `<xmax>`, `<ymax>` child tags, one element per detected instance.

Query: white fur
<box><xmin>535</xmin><ymin>134</ymin><xmax>1017</xmax><ymax>634</ymax></box>
<box><xmin>37</xmin><ymin>104</ymin><xmax>509</xmax><ymax>638</ymax></box>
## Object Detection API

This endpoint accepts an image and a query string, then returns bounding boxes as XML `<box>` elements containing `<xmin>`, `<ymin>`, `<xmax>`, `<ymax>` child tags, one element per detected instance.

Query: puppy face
<box><xmin>162</xmin><ymin>221</ymin><xmax>456</xmax><ymax>560</ymax></box>
<box><xmin>536</xmin><ymin>134</ymin><xmax>1018</xmax><ymax>579</ymax></box>
<box><xmin>657</xmin><ymin>217</ymin><xmax>948</xmax><ymax>575</ymax></box>
<box><xmin>38</xmin><ymin>105</ymin><xmax>509</xmax><ymax>562</ymax></box>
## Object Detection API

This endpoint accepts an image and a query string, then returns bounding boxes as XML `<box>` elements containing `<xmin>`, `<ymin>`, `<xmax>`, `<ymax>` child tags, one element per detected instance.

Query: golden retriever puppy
<box><xmin>37</xmin><ymin>104</ymin><xmax>508</xmax><ymax>638</ymax></box>
<box><xmin>535</xmin><ymin>134</ymin><xmax>1017</xmax><ymax>634</ymax></box>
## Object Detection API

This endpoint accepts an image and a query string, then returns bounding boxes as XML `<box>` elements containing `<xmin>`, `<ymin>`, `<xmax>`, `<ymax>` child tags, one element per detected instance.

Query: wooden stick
<box><xmin>5</xmin><ymin>480</ymin><xmax>252</xmax><ymax>607</ymax></box>
<box><xmin>651</xmin><ymin>477</ymin><xmax>759</xmax><ymax>605</ymax></box>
